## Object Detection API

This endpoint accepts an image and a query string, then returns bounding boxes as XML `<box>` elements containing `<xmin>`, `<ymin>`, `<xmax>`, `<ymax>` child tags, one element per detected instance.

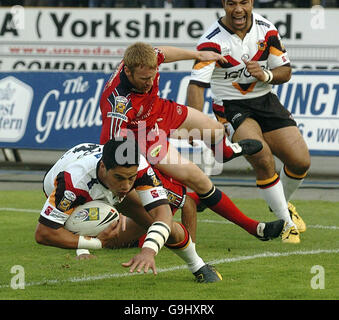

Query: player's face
<box><xmin>100</xmin><ymin>163</ymin><xmax>138</xmax><ymax>198</ymax></box>
<box><xmin>125</xmin><ymin>65</ymin><xmax>157</xmax><ymax>93</ymax></box>
<box><xmin>223</xmin><ymin>0</ymin><xmax>253</xmax><ymax>32</ymax></box>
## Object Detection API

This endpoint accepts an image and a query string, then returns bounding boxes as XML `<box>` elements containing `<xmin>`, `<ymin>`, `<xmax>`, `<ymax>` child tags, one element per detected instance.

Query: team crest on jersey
<box><xmin>57</xmin><ymin>190</ymin><xmax>76</xmax><ymax>211</ymax></box>
<box><xmin>257</xmin><ymin>40</ymin><xmax>267</xmax><ymax>51</ymax></box>
<box><xmin>115</xmin><ymin>96</ymin><xmax>129</xmax><ymax>114</ymax></box>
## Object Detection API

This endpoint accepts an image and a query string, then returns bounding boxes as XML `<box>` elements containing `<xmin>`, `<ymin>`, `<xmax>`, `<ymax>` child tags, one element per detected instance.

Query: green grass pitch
<box><xmin>0</xmin><ymin>190</ymin><xmax>338</xmax><ymax>300</ymax></box>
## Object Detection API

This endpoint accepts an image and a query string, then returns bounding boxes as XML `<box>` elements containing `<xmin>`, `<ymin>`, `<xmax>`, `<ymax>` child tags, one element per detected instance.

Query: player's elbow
<box><xmin>281</xmin><ymin>66</ymin><xmax>292</xmax><ymax>82</ymax></box>
<box><xmin>285</xmin><ymin>67</ymin><xmax>292</xmax><ymax>82</ymax></box>
<box><xmin>34</xmin><ymin>223</ymin><xmax>51</xmax><ymax>245</ymax></box>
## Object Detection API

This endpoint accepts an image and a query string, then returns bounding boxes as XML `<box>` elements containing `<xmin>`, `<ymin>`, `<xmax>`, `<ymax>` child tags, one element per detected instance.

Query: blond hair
<box><xmin>123</xmin><ymin>42</ymin><xmax>157</xmax><ymax>73</ymax></box>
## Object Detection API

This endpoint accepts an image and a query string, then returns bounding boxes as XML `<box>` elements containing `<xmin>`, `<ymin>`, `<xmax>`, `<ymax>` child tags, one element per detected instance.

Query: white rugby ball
<box><xmin>64</xmin><ymin>200</ymin><xmax>119</xmax><ymax>236</ymax></box>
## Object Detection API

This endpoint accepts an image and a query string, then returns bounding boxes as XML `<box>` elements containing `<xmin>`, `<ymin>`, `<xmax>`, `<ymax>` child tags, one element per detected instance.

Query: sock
<box><xmin>208</xmin><ymin>135</ymin><xmax>235</xmax><ymax>162</ymax></box>
<box><xmin>280</xmin><ymin>165</ymin><xmax>307</xmax><ymax>202</ymax></box>
<box><xmin>197</xmin><ymin>186</ymin><xmax>259</xmax><ymax>236</ymax></box>
<box><xmin>165</xmin><ymin>223</ymin><xmax>205</xmax><ymax>273</ymax></box>
<box><xmin>257</xmin><ymin>173</ymin><xmax>294</xmax><ymax>228</ymax></box>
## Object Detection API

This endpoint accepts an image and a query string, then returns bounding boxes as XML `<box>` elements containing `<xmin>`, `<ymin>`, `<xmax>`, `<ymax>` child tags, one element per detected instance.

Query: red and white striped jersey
<box><xmin>189</xmin><ymin>12</ymin><xmax>290</xmax><ymax>102</ymax></box>
<box><xmin>40</xmin><ymin>143</ymin><xmax>168</xmax><ymax>228</ymax></box>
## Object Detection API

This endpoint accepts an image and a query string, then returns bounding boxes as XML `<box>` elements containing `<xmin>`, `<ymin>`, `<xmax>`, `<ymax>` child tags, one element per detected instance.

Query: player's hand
<box><xmin>97</xmin><ymin>214</ymin><xmax>126</xmax><ymax>247</ymax></box>
<box><xmin>121</xmin><ymin>247</ymin><xmax>157</xmax><ymax>275</ymax></box>
<box><xmin>242</xmin><ymin>59</ymin><xmax>266</xmax><ymax>81</ymax></box>
<box><xmin>196</xmin><ymin>51</ymin><xmax>228</xmax><ymax>64</ymax></box>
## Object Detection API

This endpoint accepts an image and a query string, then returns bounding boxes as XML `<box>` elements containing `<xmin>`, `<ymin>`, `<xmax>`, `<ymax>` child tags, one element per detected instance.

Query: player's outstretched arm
<box><xmin>35</xmin><ymin>216</ymin><xmax>125</xmax><ymax>250</ymax></box>
<box><xmin>159</xmin><ymin>46</ymin><xmax>227</xmax><ymax>64</ymax></box>
<box><xmin>35</xmin><ymin>222</ymin><xmax>80</xmax><ymax>249</ymax></box>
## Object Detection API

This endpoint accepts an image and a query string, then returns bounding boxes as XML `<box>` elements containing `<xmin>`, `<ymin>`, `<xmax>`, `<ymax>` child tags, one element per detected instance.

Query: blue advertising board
<box><xmin>0</xmin><ymin>71</ymin><xmax>338</xmax><ymax>155</ymax></box>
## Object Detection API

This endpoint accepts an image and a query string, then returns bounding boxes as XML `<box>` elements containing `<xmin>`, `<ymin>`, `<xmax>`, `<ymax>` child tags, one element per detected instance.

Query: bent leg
<box><xmin>233</xmin><ymin>118</ymin><xmax>294</xmax><ymax>227</ymax></box>
<box><xmin>181</xmin><ymin>195</ymin><xmax>197</xmax><ymax>243</ymax></box>
<box><xmin>156</xmin><ymin>144</ymin><xmax>260</xmax><ymax>236</ymax></box>
<box><xmin>264</xmin><ymin>126</ymin><xmax>310</xmax><ymax>202</ymax></box>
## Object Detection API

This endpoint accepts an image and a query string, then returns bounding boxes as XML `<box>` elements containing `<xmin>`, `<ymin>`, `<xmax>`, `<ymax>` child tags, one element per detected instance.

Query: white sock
<box><xmin>280</xmin><ymin>166</ymin><xmax>305</xmax><ymax>202</ymax></box>
<box><xmin>258</xmin><ymin>179</ymin><xmax>294</xmax><ymax>228</ymax></box>
<box><xmin>169</xmin><ymin>239</ymin><xmax>205</xmax><ymax>273</ymax></box>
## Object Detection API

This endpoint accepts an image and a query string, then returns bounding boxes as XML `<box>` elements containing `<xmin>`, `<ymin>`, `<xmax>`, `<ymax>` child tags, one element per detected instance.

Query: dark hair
<box><xmin>102</xmin><ymin>137</ymin><xmax>140</xmax><ymax>170</ymax></box>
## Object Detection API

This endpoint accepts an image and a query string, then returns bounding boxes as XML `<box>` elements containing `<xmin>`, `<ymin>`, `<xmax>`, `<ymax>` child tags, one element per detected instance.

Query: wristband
<box><xmin>76</xmin><ymin>249</ymin><xmax>91</xmax><ymax>256</ymax></box>
<box><xmin>263</xmin><ymin>69</ymin><xmax>273</xmax><ymax>83</ymax></box>
<box><xmin>142</xmin><ymin>221</ymin><xmax>171</xmax><ymax>255</ymax></box>
<box><xmin>77</xmin><ymin>236</ymin><xmax>102</xmax><ymax>249</ymax></box>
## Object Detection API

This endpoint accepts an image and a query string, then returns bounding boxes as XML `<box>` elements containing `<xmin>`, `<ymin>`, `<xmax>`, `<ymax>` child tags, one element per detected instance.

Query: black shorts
<box><xmin>221</xmin><ymin>92</ymin><xmax>297</xmax><ymax>133</ymax></box>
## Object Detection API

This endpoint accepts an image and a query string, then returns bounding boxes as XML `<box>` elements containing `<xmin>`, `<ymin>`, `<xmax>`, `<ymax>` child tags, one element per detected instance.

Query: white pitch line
<box><xmin>0</xmin><ymin>208</ymin><xmax>40</xmax><ymax>213</ymax></box>
<box><xmin>197</xmin><ymin>219</ymin><xmax>339</xmax><ymax>230</ymax></box>
<box><xmin>0</xmin><ymin>249</ymin><xmax>338</xmax><ymax>289</ymax></box>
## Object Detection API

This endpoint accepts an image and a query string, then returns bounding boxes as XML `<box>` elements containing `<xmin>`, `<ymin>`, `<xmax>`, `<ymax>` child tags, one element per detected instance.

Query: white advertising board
<box><xmin>0</xmin><ymin>7</ymin><xmax>338</xmax><ymax>72</ymax></box>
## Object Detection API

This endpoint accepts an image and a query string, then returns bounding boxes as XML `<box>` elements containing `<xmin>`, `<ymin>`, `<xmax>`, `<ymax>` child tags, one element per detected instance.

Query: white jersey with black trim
<box><xmin>40</xmin><ymin>143</ymin><xmax>168</xmax><ymax>227</ymax></box>
<box><xmin>190</xmin><ymin>12</ymin><xmax>290</xmax><ymax>102</ymax></box>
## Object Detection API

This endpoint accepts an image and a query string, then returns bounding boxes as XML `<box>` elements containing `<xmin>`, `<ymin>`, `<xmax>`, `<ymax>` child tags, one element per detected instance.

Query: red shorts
<box><xmin>153</xmin><ymin>167</ymin><xmax>186</xmax><ymax>214</ymax></box>
<box><xmin>133</xmin><ymin>101</ymin><xmax>188</xmax><ymax>164</ymax></box>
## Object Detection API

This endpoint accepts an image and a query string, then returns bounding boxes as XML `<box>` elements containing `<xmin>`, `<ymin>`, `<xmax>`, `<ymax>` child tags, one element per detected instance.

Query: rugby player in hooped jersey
<box><xmin>35</xmin><ymin>138</ymin><xmax>222</xmax><ymax>282</ymax></box>
<box><xmin>187</xmin><ymin>0</ymin><xmax>310</xmax><ymax>243</ymax></box>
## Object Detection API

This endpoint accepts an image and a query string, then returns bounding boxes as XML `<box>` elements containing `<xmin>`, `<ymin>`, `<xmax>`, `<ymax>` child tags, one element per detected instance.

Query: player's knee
<box><xmin>248</xmin><ymin>151</ymin><xmax>275</xmax><ymax>173</ymax></box>
<box><xmin>286</xmin><ymin>158</ymin><xmax>311</xmax><ymax>176</ymax></box>
<box><xmin>285</xmin><ymin>150</ymin><xmax>311</xmax><ymax>175</ymax></box>
<box><xmin>298</xmin><ymin>159</ymin><xmax>311</xmax><ymax>174</ymax></box>
<box><xmin>167</xmin><ymin>221</ymin><xmax>184</xmax><ymax>244</ymax></box>
<box><xmin>210</xmin><ymin>121</ymin><xmax>225</xmax><ymax>142</ymax></box>
<box><xmin>184</xmin><ymin>168</ymin><xmax>211</xmax><ymax>193</ymax></box>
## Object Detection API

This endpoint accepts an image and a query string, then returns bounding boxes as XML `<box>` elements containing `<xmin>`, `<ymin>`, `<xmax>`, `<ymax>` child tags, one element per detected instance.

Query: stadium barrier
<box><xmin>0</xmin><ymin>71</ymin><xmax>338</xmax><ymax>156</ymax></box>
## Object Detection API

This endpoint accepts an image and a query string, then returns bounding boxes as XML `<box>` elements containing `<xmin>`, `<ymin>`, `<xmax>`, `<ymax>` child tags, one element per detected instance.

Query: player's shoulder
<box><xmin>63</xmin><ymin>143</ymin><xmax>102</xmax><ymax>176</ymax></box>
<box><xmin>68</xmin><ymin>143</ymin><xmax>102</xmax><ymax>157</ymax></box>
<box><xmin>253</xmin><ymin>11</ymin><xmax>277</xmax><ymax>32</ymax></box>
<box><xmin>103</xmin><ymin>62</ymin><xmax>124</xmax><ymax>91</ymax></box>
<box><xmin>199</xmin><ymin>19</ymin><xmax>225</xmax><ymax>43</ymax></box>
<box><xmin>197</xmin><ymin>20</ymin><xmax>227</xmax><ymax>53</ymax></box>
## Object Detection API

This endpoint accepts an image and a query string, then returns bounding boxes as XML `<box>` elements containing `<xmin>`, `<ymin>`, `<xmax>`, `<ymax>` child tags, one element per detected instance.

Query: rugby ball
<box><xmin>64</xmin><ymin>200</ymin><xmax>119</xmax><ymax>236</ymax></box>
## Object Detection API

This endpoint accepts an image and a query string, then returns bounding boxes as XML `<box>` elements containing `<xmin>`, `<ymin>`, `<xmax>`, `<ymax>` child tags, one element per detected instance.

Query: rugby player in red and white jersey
<box><xmin>187</xmin><ymin>0</ymin><xmax>310</xmax><ymax>243</ymax></box>
<box><xmin>99</xmin><ymin>42</ymin><xmax>286</xmax><ymax>242</ymax></box>
<box><xmin>35</xmin><ymin>138</ymin><xmax>223</xmax><ymax>282</ymax></box>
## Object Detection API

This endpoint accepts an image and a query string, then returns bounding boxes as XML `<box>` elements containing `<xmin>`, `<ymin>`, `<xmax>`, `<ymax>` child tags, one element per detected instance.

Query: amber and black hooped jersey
<box><xmin>189</xmin><ymin>12</ymin><xmax>290</xmax><ymax>102</ymax></box>
<box><xmin>39</xmin><ymin>143</ymin><xmax>169</xmax><ymax>228</ymax></box>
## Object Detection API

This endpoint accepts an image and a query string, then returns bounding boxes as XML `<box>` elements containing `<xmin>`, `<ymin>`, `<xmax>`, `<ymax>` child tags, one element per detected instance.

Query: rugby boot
<box><xmin>256</xmin><ymin>219</ymin><xmax>286</xmax><ymax>241</ymax></box>
<box><xmin>281</xmin><ymin>225</ymin><xmax>300</xmax><ymax>244</ymax></box>
<box><xmin>288</xmin><ymin>202</ymin><xmax>306</xmax><ymax>233</ymax></box>
<box><xmin>193</xmin><ymin>264</ymin><xmax>222</xmax><ymax>283</ymax></box>
<box><xmin>213</xmin><ymin>138</ymin><xmax>263</xmax><ymax>163</ymax></box>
